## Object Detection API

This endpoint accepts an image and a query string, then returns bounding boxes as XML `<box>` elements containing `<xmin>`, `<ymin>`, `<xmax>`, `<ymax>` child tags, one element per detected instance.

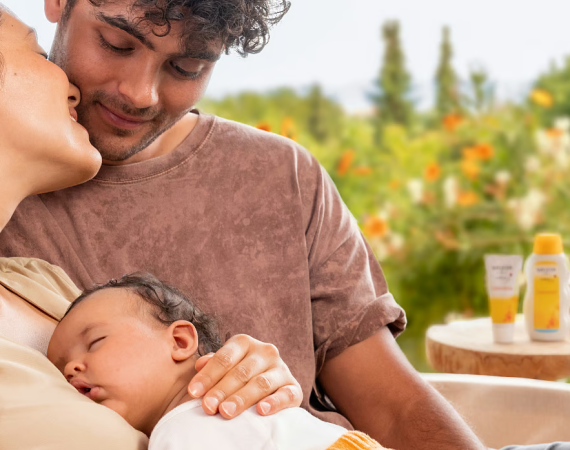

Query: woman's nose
<box><xmin>64</xmin><ymin>360</ymin><xmax>86</xmax><ymax>380</ymax></box>
<box><xmin>68</xmin><ymin>82</ymin><xmax>81</xmax><ymax>109</ymax></box>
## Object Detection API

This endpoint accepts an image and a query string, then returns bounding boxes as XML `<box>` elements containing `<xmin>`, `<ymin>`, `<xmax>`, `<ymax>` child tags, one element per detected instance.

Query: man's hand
<box><xmin>318</xmin><ymin>326</ymin><xmax>486</xmax><ymax>450</ymax></box>
<box><xmin>187</xmin><ymin>334</ymin><xmax>303</xmax><ymax>419</ymax></box>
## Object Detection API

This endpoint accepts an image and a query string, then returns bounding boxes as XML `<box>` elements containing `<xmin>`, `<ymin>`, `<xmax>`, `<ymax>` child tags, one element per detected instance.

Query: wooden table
<box><xmin>426</xmin><ymin>316</ymin><xmax>570</xmax><ymax>380</ymax></box>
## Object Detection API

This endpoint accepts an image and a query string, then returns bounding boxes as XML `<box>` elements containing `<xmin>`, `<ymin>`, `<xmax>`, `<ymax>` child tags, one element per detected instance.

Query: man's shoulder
<box><xmin>208</xmin><ymin>114</ymin><xmax>315</xmax><ymax>162</ymax></box>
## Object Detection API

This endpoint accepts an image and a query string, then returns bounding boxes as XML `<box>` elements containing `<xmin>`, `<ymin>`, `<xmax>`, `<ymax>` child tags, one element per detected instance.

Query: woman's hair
<box><xmin>64</xmin><ymin>272</ymin><xmax>223</xmax><ymax>356</ymax></box>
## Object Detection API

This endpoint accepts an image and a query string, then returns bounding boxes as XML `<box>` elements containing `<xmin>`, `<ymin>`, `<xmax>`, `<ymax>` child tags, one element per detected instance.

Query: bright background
<box><xmin>5</xmin><ymin>0</ymin><xmax>570</xmax><ymax>371</ymax></box>
<box><xmin>4</xmin><ymin>0</ymin><xmax>570</xmax><ymax>111</ymax></box>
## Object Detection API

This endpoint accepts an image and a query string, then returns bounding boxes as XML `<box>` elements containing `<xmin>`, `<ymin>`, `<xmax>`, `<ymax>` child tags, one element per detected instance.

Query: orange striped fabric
<box><xmin>326</xmin><ymin>431</ymin><xmax>393</xmax><ymax>450</ymax></box>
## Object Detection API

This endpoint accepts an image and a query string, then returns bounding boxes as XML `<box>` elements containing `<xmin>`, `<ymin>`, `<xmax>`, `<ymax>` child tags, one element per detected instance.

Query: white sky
<box><xmin>4</xmin><ymin>0</ymin><xmax>570</xmax><ymax>108</ymax></box>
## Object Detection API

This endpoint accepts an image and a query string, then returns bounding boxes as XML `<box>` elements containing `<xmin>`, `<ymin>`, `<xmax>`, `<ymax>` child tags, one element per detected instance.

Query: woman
<box><xmin>0</xmin><ymin>7</ymin><xmax>144</xmax><ymax>450</ymax></box>
<box><xmin>0</xmin><ymin>6</ymin><xmax>102</xmax><ymax>352</ymax></box>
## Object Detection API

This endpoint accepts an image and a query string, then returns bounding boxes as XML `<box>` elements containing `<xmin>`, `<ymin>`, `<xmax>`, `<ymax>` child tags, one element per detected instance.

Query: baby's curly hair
<box><xmin>64</xmin><ymin>0</ymin><xmax>291</xmax><ymax>56</ymax></box>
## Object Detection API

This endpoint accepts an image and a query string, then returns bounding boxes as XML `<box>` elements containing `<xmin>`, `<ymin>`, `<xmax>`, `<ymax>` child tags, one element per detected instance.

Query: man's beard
<box><xmin>75</xmin><ymin>90</ymin><xmax>172</xmax><ymax>162</ymax></box>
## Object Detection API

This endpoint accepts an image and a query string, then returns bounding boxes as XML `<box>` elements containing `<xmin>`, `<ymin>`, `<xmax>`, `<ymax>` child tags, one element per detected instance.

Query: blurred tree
<box><xmin>307</xmin><ymin>84</ymin><xmax>329</xmax><ymax>142</ymax></box>
<box><xmin>468</xmin><ymin>65</ymin><xmax>494</xmax><ymax>113</ymax></box>
<box><xmin>371</xmin><ymin>21</ymin><xmax>413</xmax><ymax>144</ymax></box>
<box><xmin>435</xmin><ymin>26</ymin><xmax>462</xmax><ymax>117</ymax></box>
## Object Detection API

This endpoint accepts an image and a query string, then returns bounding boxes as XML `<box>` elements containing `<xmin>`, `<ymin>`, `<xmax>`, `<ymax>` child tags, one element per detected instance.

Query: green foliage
<box><xmin>533</xmin><ymin>57</ymin><xmax>570</xmax><ymax>124</ymax></box>
<box><xmin>435</xmin><ymin>27</ymin><xmax>462</xmax><ymax>117</ymax></box>
<box><xmin>307</xmin><ymin>84</ymin><xmax>335</xmax><ymax>142</ymax></box>
<box><xmin>371</xmin><ymin>21</ymin><xmax>414</xmax><ymax>143</ymax></box>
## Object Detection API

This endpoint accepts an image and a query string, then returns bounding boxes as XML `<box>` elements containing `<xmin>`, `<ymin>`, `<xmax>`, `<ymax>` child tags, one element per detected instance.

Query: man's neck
<box><xmin>103</xmin><ymin>112</ymin><xmax>199</xmax><ymax>166</ymax></box>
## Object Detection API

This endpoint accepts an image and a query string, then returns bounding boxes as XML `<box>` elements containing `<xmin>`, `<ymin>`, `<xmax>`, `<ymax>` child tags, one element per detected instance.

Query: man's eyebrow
<box><xmin>96</xmin><ymin>13</ymin><xmax>155</xmax><ymax>51</ymax></box>
<box><xmin>96</xmin><ymin>12</ymin><xmax>221</xmax><ymax>62</ymax></box>
<box><xmin>176</xmin><ymin>49</ymin><xmax>221</xmax><ymax>63</ymax></box>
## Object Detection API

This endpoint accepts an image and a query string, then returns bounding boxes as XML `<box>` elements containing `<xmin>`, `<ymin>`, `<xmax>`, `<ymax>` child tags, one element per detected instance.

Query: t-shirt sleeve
<box><xmin>302</xmin><ymin>158</ymin><xmax>407</xmax><ymax>376</ymax></box>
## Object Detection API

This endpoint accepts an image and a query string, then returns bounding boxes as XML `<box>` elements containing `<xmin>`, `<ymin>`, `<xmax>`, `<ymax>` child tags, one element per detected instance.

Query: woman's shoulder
<box><xmin>0</xmin><ymin>257</ymin><xmax>81</xmax><ymax>320</ymax></box>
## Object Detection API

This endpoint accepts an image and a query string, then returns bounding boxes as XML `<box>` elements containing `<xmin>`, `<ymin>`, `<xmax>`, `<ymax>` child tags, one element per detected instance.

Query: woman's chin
<box><xmin>34</xmin><ymin>151</ymin><xmax>103</xmax><ymax>195</ymax></box>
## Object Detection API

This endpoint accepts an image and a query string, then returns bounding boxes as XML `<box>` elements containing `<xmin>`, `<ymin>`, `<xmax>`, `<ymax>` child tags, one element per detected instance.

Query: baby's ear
<box><xmin>169</xmin><ymin>321</ymin><xmax>199</xmax><ymax>362</ymax></box>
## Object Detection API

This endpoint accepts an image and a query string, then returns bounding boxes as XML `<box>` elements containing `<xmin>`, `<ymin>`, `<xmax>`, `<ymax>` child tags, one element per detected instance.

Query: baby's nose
<box><xmin>64</xmin><ymin>360</ymin><xmax>86</xmax><ymax>380</ymax></box>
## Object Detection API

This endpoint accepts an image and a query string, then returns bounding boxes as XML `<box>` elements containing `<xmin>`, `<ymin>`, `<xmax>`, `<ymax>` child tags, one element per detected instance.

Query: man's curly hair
<box><xmin>64</xmin><ymin>0</ymin><xmax>291</xmax><ymax>56</ymax></box>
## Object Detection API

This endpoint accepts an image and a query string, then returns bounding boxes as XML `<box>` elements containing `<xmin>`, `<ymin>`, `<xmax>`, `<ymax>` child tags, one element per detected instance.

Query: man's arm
<box><xmin>318</xmin><ymin>326</ymin><xmax>486</xmax><ymax>450</ymax></box>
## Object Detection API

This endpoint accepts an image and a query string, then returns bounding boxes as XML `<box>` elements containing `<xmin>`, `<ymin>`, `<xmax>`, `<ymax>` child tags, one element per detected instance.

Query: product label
<box><xmin>489</xmin><ymin>296</ymin><xmax>518</xmax><ymax>324</ymax></box>
<box><xmin>533</xmin><ymin>261</ymin><xmax>560</xmax><ymax>331</ymax></box>
<box><xmin>485</xmin><ymin>255</ymin><xmax>522</xmax><ymax>325</ymax></box>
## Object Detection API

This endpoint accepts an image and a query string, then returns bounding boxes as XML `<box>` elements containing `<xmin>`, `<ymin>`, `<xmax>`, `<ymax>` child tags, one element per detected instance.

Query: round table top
<box><xmin>426</xmin><ymin>316</ymin><xmax>570</xmax><ymax>380</ymax></box>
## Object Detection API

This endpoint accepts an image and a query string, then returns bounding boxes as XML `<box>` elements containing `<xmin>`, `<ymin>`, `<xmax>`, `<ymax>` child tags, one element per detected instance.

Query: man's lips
<box><xmin>97</xmin><ymin>102</ymin><xmax>150</xmax><ymax>131</ymax></box>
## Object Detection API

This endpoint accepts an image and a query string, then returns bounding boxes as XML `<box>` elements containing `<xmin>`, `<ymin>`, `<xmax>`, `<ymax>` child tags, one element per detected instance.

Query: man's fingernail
<box><xmin>221</xmin><ymin>402</ymin><xmax>237</xmax><ymax>417</ymax></box>
<box><xmin>259</xmin><ymin>402</ymin><xmax>271</xmax><ymax>415</ymax></box>
<box><xmin>189</xmin><ymin>382</ymin><xmax>205</xmax><ymax>397</ymax></box>
<box><xmin>204</xmin><ymin>397</ymin><xmax>219</xmax><ymax>412</ymax></box>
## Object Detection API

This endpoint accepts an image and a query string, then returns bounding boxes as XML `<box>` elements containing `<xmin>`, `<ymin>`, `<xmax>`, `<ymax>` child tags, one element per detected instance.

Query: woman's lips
<box><xmin>98</xmin><ymin>103</ymin><xmax>149</xmax><ymax>131</ymax></box>
<box><xmin>69</xmin><ymin>106</ymin><xmax>78</xmax><ymax>122</ymax></box>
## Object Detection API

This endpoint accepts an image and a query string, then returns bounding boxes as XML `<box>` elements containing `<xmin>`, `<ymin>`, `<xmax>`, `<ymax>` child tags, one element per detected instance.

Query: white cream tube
<box><xmin>484</xmin><ymin>255</ymin><xmax>523</xmax><ymax>343</ymax></box>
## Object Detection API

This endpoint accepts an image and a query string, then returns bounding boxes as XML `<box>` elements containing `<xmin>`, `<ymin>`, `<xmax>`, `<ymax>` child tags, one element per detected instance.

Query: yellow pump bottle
<box><xmin>523</xmin><ymin>233</ymin><xmax>570</xmax><ymax>341</ymax></box>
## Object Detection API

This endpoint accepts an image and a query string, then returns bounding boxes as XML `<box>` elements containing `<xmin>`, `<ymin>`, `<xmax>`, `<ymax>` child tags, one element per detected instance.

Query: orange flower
<box><xmin>256</xmin><ymin>122</ymin><xmax>272</xmax><ymax>132</ymax></box>
<box><xmin>389</xmin><ymin>180</ymin><xmax>400</xmax><ymax>190</ymax></box>
<box><xmin>463</xmin><ymin>144</ymin><xmax>494</xmax><ymax>161</ymax></box>
<box><xmin>281</xmin><ymin>117</ymin><xmax>297</xmax><ymax>141</ymax></box>
<box><xmin>457</xmin><ymin>190</ymin><xmax>479</xmax><ymax>207</ymax></box>
<box><xmin>353</xmin><ymin>166</ymin><xmax>373</xmax><ymax>176</ymax></box>
<box><xmin>462</xmin><ymin>147</ymin><xmax>480</xmax><ymax>161</ymax></box>
<box><xmin>461</xmin><ymin>160</ymin><xmax>480</xmax><ymax>180</ymax></box>
<box><xmin>337</xmin><ymin>150</ymin><xmax>355</xmax><ymax>176</ymax></box>
<box><xmin>475</xmin><ymin>143</ymin><xmax>494</xmax><ymax>160</ymax></box>
<box><xmin>424</xmin><ymin>162</ymin><xmax>441</xmax><ymax>182</ymax></box>
<box><xmin>442</xmin><ymin>114</ymin><xmax>463</xmax><ymax>132</ymax></box>
<box><xmin>530</xmin><ymin>89</ymin><xmax>553</xmax><ymax>108</ymax></box>
<box><xmin>363</xmin><ymin>215</ymin><xmax>389</xmax><ymax>239</ymax></box>
<box><xmin>547</xmin><ymin>127</ymin><xmax>564</xmax><ymax>139</ymax></box>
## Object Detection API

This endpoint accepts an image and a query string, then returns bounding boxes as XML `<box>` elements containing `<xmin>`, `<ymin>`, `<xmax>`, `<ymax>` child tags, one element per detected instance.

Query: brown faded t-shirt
<box><xmin>0</xmin><ymin>112</ymin><xmax>406</xmax><ymax>428</ymax></box>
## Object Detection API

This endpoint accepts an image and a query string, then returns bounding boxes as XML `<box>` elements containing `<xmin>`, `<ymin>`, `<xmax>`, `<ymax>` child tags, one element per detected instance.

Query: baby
<box><xmin>47</xmin><ymin>273</ymin><xmax>386</xmax><ymax>450</ymax></box>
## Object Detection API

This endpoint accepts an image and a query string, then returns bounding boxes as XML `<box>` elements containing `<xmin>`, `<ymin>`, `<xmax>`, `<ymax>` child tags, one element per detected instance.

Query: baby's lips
<box><xmin>69</xmin><ymin>377</ymin><xmax>94</xmax><ymax>394</ymax></box>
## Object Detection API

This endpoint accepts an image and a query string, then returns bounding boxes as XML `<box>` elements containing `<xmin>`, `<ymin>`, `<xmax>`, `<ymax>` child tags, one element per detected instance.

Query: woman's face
<box><xmin>0</xmin><ymin>10</ymin><xmax>101</xmax><ymax>195</ymax></box>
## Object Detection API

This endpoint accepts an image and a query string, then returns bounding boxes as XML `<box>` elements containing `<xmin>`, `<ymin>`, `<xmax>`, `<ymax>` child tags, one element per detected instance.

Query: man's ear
<box><xmin>45</xmin><ymin>0</ymin><xmax>67</xmax><ymax>24</ymax></box>
<box><xmin>169</xmin><ymin>321</ymin><xmax>199</xmax><ymax>362</ymax></box>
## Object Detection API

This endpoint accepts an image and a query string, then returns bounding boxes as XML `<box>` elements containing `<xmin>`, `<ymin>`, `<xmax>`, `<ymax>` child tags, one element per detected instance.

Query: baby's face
<box><xmin>47</xmin><ymin>289</ymin><xmax>177</xmax><ymax>435</ymax></box>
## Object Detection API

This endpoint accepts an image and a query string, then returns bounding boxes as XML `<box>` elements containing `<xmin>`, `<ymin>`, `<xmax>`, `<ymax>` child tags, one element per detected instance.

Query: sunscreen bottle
<box><xmin>523</xmin><ymin>233</ymin><xmax>570</xmax><ymax>341</ymax></box>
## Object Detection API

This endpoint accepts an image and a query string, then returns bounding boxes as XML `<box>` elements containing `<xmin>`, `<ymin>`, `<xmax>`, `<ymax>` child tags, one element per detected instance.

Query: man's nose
<box><xmin>117</xmin><ymin>63</ymin><xmax>160</xmax><ymax>109</ymax></box>
<box><xmin>64</xmin><ymin>360</ymin><xmax>86</xmax><ymax>380</ymax></box>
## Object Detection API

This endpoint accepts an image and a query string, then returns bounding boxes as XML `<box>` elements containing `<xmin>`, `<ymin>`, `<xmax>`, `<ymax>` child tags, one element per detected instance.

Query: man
<box><xmin>0</xmin><ymin>1</ymin><xmax>485</xmax><ymax>449</ymax></box>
